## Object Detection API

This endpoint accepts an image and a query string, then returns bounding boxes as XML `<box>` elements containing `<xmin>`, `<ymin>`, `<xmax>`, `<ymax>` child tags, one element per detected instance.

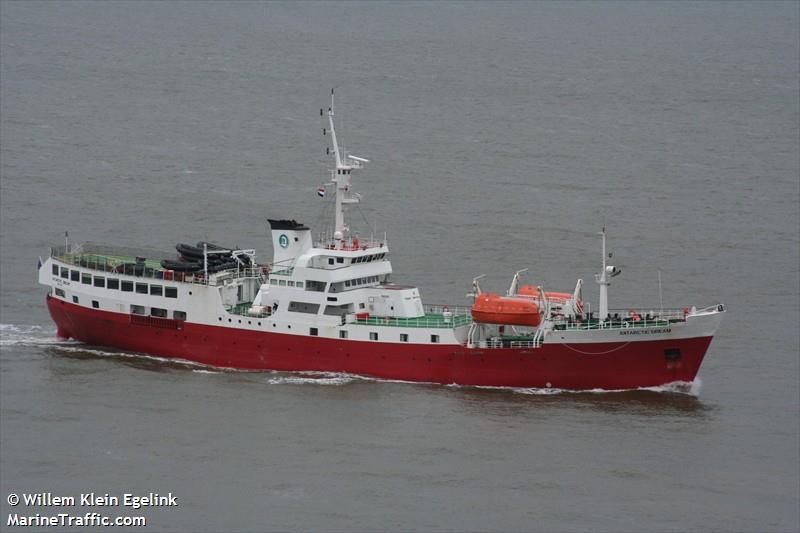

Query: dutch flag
<box><xmin>317</xmin><ymin>186</ymin><xmax>326</xmax><ymax>198</ymax></box>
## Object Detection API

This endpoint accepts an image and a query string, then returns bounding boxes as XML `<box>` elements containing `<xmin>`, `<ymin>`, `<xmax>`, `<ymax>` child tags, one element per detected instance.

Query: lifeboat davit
<box><xmin>471</xmin><ymin>292</ymin><xmax>541</xmax><ymax>327</ymax></box>
<box><xmin>519</xmin><ymin>285</ymin><xmax>580</xmax><ymax>305</ymax></box>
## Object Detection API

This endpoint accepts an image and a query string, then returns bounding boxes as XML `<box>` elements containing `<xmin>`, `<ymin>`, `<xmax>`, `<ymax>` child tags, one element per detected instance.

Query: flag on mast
<box><xmin>317</xmin><ymin>186</ymin><xmax>326</xmax><ymax>198</ymax></box>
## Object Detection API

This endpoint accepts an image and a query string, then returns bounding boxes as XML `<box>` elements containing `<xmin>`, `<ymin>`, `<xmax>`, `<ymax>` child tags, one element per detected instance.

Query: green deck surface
<box><xmin>59</xmin><ymin>253</ymin><xmax>163</xmax><ymax>271</ymax></box>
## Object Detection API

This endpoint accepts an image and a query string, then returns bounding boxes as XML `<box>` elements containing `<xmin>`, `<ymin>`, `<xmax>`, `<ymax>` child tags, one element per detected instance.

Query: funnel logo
<box><xmin>278</xmin><ymin>234</ymin><xmax>290</xmax><ymax>248</ymax></box>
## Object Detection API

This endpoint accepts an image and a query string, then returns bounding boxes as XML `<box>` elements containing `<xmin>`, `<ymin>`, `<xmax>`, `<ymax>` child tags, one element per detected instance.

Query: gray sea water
<box><xmin>1</xmin><ymin>1</ymin><xmax>798</xmax><ymax>531</ymax></box>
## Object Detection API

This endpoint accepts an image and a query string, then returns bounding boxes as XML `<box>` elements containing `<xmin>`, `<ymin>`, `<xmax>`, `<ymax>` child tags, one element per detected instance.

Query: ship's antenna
<box><xmin>658</xmin><ymin>269</ymin><xmax>663</xmax><ymax>317</ymax></box>
<box><xmin>325</xmin><ymin>88</ymin><xmax>369</xmax><ymax>241</ymax></box>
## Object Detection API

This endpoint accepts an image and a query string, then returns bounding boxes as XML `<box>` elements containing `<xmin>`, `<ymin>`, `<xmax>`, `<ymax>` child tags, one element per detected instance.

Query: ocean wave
<box><xmin>0</xmin><ymin>323</ymin><xmax>74</xmax><ymax>347</ymax></box>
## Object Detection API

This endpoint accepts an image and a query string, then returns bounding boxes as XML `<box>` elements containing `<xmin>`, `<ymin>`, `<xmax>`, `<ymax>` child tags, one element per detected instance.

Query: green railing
<box><xmin>355</xmin><ymin>313</ymin><xmax>471</xmax><ymax>329</ymax></box>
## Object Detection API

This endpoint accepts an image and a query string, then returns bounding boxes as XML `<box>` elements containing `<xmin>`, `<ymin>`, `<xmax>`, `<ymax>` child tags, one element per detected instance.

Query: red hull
<box><xmin>47</xmin><ymin>296</ymin><xmax>710</xmax><ymax>390</ymax></box>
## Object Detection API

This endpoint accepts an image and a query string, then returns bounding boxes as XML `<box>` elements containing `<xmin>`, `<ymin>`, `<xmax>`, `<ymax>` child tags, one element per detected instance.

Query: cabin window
<box><xmin>309</xmin><ymin>327</ymin><xmax>318</xmax><ymax>336</ymax></box>
<box><xmin>55</xmin><ymin>288</ymin><xmax>65</xmax><ymax>298</ymax></box>
<box><xmin>295</xmin><ymin>281</ymin><xmax>303</xmax><ymax>289</ymax></box>
<box><xmin>400</xmin><ymin>333</ymin><xmax>409</xmax><ymax>343</ymax></box>
<box><xmin>107</xmin><ymin>278</ymin><xmax>119</xmax><ymax>290</ymax></box>
<box><xmin>150</xmin><ymin>307</ymin><xmax>167</xmax><ymax>318</ymax></box>
<box><xmin>135</xmin><ymin>283</ymin><xmax>148</xmax><ymax>294</ymax></box>
<box><xmin>70</xmin><ymin>270</ymin><xmax>79</xmax><ymax>281</ymax></box>
<box><xmin>150</xmin><ymin>285</ymin><xmax>163</xmax><ymax>296</ymax></box>
<box><xmin>336</xmin><ymin>257</ymin><xmax>344</xmax><ymax>264</ymax></box>
<box><xmin>345</xmin><ymin>280</ymin><xmax>351</xmax><ymax>287</ymax></box>
<box><xmin>305</xmin><ymin>280</ymin><xmax>326</xmax><ymax>292</ymax></box>
<box><xmin>93</xmin><ymin>276</ymin><xmax>105</xmax><ymax>288</ymax></box>
<box><xmin>173</xmin><ymin>311</ymin><xmax>186</xmax><ymax>320</ymax></box>
<box><xmin>270</xmin><ymin>279</ymin><xmax>277</xmax><ymax>285</ymax></box>
<box><xmin>369</xmin><ymin>332</ymin><xmax>378</xmax><ymax>341</ymax></box>
<box><xmin>327</xmin><ymin>297</ymin><xmax>338</xmax><ymax>302</ymax></box>
<box><xmin>81</xmin><ymin>273</ymin><xmax>92</xmax><ymax>285</ymax></box>
<box><xmin>287</xmin><ymin>301</ymin><xmax>320</xmax><ymax>314</ymax></box>
<box><xmin>431</xmin><ymin>334</ymin><xmax>440</xmax><ymax>343</ymax></box>
<box><xmin>121</xmin><ymin>281</ymin><xmax>133</xmax><ymax>292</ymax></box>
<box><xmin>92</xmin><ymin>300</ymin><xmax>99</xmax><ymax>309</ymax></box>
<box><xmin>339</xmin><ymin>330</ymin><xmax>348</xmax><ymax>339</ymax></box>
<box><xmin>279</xmin><ymin>279</ymin><xmax>287</xmax><ymax>286</ymax></box>
<box><xmin>165</xmin><ymin>287</ymin><xmax>178</xmax><ymax>298</ymax></box>
<box><xmin>72</xmin><ymin>296</ymin><xmax>79</xmax><ymax>304</ymax></box>
<box><xmin>60</xmin><ymin>267</ymin><xmax>69</xmax><ymax>279</ymax></box>
<box><xmin>288</xmin><ymin>281</ymin><xmax>295</xmax><ymax>287</ymax></box>
<box><xmin>52</xmin><ymin>264</ymin><xmax>59</xmax><ymax>275</ymax></box>
<box><xmin>328</xmin><ymin>258</ymin><xmax>334</xmax><ymax>265</ymax></box>
<box><xmin>130</xmin><ymin>304</ymin><xmax>145</xmax><ymax>315</ymax></box>
<box><xmin>359</xmin><ymin>303</ymin><xmax>365</xmax><ymax>309</ymax></box>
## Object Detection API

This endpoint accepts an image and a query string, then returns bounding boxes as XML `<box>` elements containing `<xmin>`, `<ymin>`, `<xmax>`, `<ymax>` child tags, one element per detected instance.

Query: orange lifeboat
<box><xmin>471</xmin><ymin>292</ymin><xmax>541</xmax><ymax>327</ymax></box>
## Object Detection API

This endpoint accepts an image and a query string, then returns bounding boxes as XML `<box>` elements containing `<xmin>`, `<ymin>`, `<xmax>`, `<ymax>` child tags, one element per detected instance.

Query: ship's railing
<box><xmin>51</xmin><ymin>245</ymin><xmax>266</xmax><ymax>287</ymax></box>
<box><xmin>353</xmin><ymin>313</ymin><xmax>472</xmax><ymax>329</ymax></box>
<box><xmin>315</xmin><ymin>232</ymin><xmax>387</xmax><ymax>252</ymax></box>
<box><xmin>476</xmin><ymin>338</ymin><xmax>542</xmax><ymax>349</ymax></box>
<box><xmin>423</xmin><ymin>303</ymin><xmax>472</xmax><ymax>317</ymax></box>
<box><xmin>554</xmin><ymin>308</ymin><xmax>688</xmax><ymax>331</ymax></box>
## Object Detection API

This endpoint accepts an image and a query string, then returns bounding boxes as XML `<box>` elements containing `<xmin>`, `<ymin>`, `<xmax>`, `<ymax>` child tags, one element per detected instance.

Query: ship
<box><xmin>37</xmin><ymin>91</ymin><xmax>725</xmax><ymax>390</ymax></box>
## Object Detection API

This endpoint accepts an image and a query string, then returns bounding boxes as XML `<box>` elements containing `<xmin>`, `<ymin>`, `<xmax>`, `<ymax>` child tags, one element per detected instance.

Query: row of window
<box><xmin>131</xmin><ymin>304</ymin><xmax>186</xmax><ymax>320</ymax></box>
<box><xmin>352</xmin><ymin>253</ymin><xmax>385</xmax><ymax>264</ymax></box>
<box><xmin>312</xmin><ymin>328</ymin><xmax>439</xmax><ymax>343</ymax></box>
<box><xmin>270</xmin><ymin>279</ymin><xmax>305</xmax><ymax>288</ymax></box>
<box><xmin>324</xmin><ymin>252</ymin><xmax>385</xmax><ymax>266</ymax></box>
<box><xmin>55</xmin><ymin>288</ymin><xmax>186</xmax><ymax>320</ymax></box>
<box><xmin>345</xmin><ymin>276</ymin><xmax>379</xmax><ymax>288</ymax></box>
<box><xmin>54</xmin><ymin>265</ymin><xmax>177</xmax><ymax>297</ymax></box>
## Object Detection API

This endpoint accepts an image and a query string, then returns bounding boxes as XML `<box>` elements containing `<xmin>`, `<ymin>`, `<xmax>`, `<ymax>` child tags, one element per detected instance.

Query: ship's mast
<box><xmin>325</xmin><ymin>89</ymin><xmax>368</xmax><ymax>240</ymax></box>
<box><xmin>597</xmin><ymin>228</ymin><xmax>609</xmax><ymax>321</ymax></box>
<box><xmin>595</xmin><ymin>227</ymin><xmax>621</xmax><ymax>322</ymax></box>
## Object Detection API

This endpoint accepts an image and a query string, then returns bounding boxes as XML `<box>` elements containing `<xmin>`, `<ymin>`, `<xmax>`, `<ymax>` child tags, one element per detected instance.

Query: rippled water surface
<box><xmin>1</xmin><ymin>2</ymin><xmax>798</xmax><ymax>531</ymax></box>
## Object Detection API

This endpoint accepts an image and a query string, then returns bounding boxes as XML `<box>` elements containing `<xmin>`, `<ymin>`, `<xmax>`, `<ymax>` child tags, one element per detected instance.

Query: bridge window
<box><xmin>121</xmin><ymin>281</ymin><xmax>133</xmax><ymax>292</ymax></box>
<box><xmin>70</xmin><ymin>270</ymin><xmax>79</xmax><ymax>281</ymax></box>
<box><xmin>52</xmin><ymin>264</ymin><xmax>59</xmax><ymax>275</ymax></box>
<box><xmin>107</xmin><ymin>278</ymin><xmax>119</xmax><ymax>290</ymax></box>
<box><xmin>93</xmin><ymin>276</ymin><xmax>105</xmax><ymax>288</ymax></box>
<box><xmin>270</xmin><ymin>279</ymin><xmax>277</xmax><ymax>285</ymax></box>
<box><xmin>150</xmin><ymin>285</ymin><xmax>163</xmax><ymax>296</ymax></box>
<box><xmin>82</xmin><ymin>273</ymin><xmax>92</xmax><ymax>285</ymax></box>
<box><xmin>295</xmin><ymin>281</ymin><xmax>303</xmax><ymax>289</ymax></box>
<box><xmin>165</xmin><ymin>287</ymin><xmax>178</xmax><ymax>298</ymax></box>
<box><xmin>135</xmin><ymin>283</ymin><xmax>148</xmax><ymax>294</ymax></box>
<box><xmin>279</xmin><ymin>279</ymin><xmax>287</xmax><ymax>286</ymax></box>
<box><xmin>60</xmin><ymin>267</ymin><xmax>68</xmax><ymax>279</ymax></box>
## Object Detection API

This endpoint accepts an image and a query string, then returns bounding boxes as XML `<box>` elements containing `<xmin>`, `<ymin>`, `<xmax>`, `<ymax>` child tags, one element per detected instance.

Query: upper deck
<box><xmin>49</xmin><ymin>244</ymin><xmax>263</xmax><ymax>287</ymax></box>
